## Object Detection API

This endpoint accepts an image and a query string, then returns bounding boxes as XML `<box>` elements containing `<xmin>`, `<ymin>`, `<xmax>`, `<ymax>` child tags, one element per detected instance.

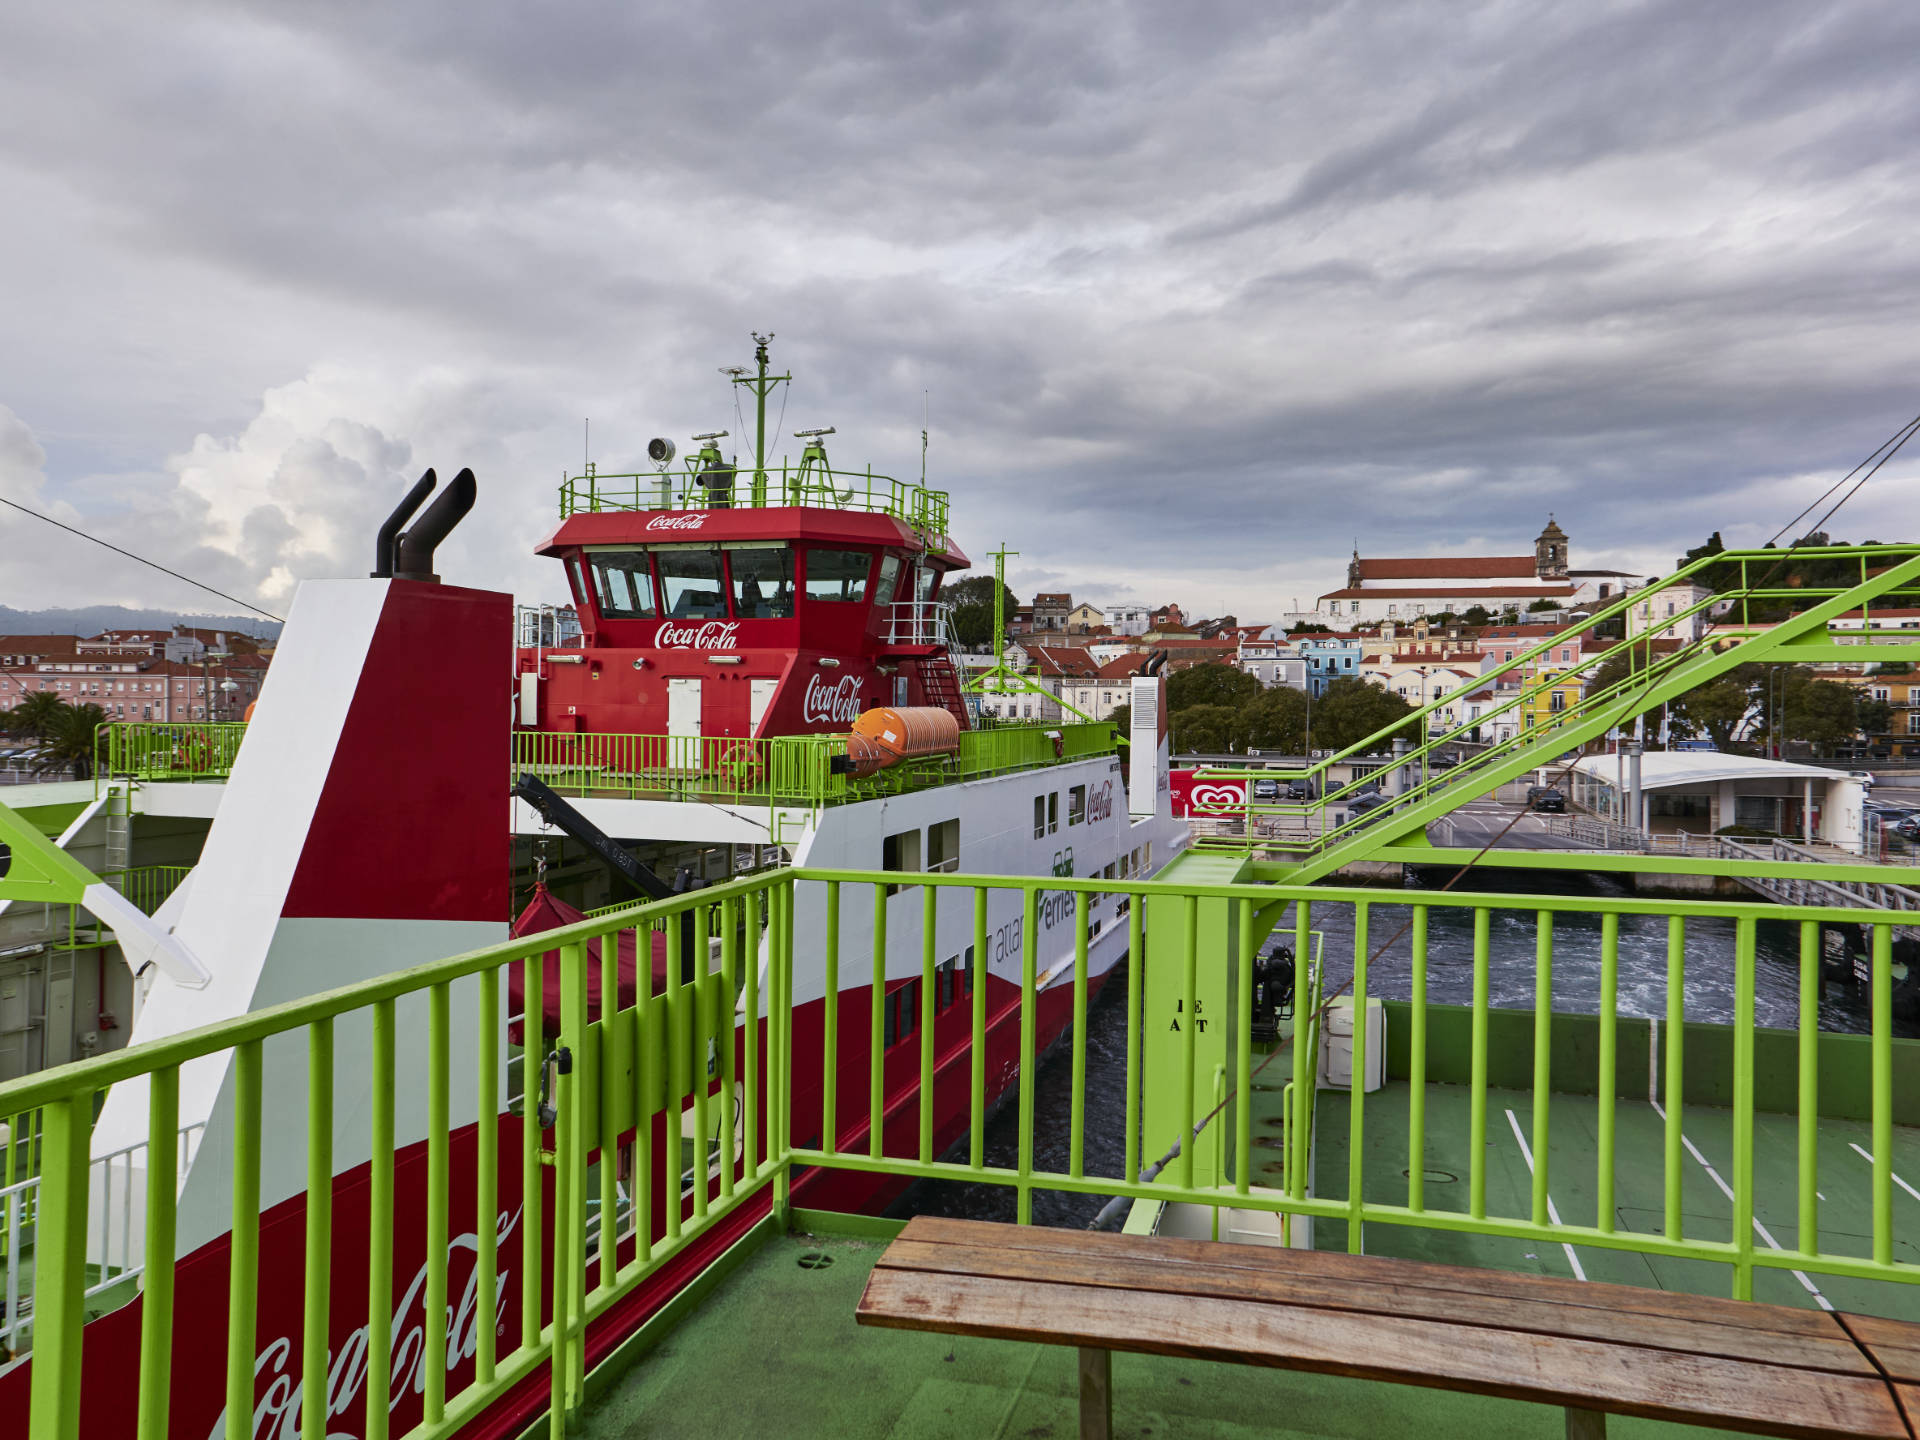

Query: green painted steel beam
<box><xmin>1277</xmin><ymin>546</ymin><xmax>1920</xmax><ymax>884</ymax></box>
<box><xmin>0</xmin><ymin>799</ymin><xmax>102</xmax><ymax>905</ymax></box>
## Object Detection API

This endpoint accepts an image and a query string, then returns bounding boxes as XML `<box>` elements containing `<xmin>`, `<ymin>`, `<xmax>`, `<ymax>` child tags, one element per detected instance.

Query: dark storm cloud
<box><xmin>0</xmin><ymin>0</ymin><xmax>1917</xmax><ymax>614</ymax></box>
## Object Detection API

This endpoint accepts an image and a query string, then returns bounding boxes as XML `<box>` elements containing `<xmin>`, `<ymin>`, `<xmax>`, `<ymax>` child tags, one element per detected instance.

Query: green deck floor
<box><xmin>571</xmin><ymin>1081</ymin><xmax>1920</xmax><ymax>1437</ymax></box>
<box><xmin>572</xmin><ymin>1227</ymin><xmax>1759</xmax><ymax>1440</ymax></box>
<box><xmin>1312</xmin><ymin>1080</ymin><xmax>1920</xmax><ymax>1318</ymax></box>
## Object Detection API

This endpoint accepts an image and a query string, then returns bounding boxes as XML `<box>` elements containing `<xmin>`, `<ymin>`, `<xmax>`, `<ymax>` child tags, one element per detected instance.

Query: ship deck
<box><xmin>570</xmin><ymin>1081</ymin><xmax>1920</xmax><ymax>1438</ymax></box>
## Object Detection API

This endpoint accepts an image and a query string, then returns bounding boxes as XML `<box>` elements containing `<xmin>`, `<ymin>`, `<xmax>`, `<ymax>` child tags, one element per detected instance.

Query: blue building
<box><xmin>1294</xmin><ymin>633</ymin><xmax>1365</xmax><ymax>697</ymax></box>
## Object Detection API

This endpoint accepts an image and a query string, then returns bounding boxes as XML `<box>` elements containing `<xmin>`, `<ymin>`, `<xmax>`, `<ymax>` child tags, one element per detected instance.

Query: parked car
<box><xmin>1252</xmin><ymin>777</ymin><xmax>1281</xmax><ymax>802</ymax></box>
<box><xmin>1892</xmin><ymin>815</ymin><xmax>1920</xmax><ymax>841</ymax></box>
<box><xmin>1529</xmin><ymin>787</ymin><xmax>1567</xmax><ymax>813</ymax></box>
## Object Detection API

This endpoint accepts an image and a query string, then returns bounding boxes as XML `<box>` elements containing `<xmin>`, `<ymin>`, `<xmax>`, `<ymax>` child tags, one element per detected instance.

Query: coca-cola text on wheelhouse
<box><xmin>518</xmin><ymin>366</ymin><xmax>972</xmax><ymax>739</ymax></box>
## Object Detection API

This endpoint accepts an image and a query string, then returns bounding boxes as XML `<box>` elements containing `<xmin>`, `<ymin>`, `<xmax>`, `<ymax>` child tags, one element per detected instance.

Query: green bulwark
<box><xmin>1382</xmin><ymin>999</ymin><xmax>1920</xmax><ymax>1126</ymax></box>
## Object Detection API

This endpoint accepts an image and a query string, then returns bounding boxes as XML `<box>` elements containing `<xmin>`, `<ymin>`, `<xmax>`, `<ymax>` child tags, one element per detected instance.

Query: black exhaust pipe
<box><xmin>394</xmin><ymin>467</ymin><xmax>477</xmax><ymax>583</ymax></box>
<box><xmin>373</xmin><ymin>468</ymin><xmax>437</xmax><ymax>578</ymax></box>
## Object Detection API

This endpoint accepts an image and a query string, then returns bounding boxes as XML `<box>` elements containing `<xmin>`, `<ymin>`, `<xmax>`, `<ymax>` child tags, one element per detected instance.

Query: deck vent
<box><xmin>796</xmin><ymin>1251</ymin><xmax>836</xmax><ymax>1271</ymax></box>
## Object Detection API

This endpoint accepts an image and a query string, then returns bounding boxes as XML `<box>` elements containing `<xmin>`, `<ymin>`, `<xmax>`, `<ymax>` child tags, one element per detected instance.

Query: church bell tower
<box><xmin>1535</xmin><ymin>516</ymin><xmax>1569</xmax><ymax>580</ymax></box>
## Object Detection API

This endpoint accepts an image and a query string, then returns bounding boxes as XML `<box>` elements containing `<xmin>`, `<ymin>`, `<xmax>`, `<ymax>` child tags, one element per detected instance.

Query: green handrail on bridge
<box><xmin>1196</xmin><ymin>544</ymin><xmax>1920</xmax><ymax>878</ymax></box>
<box><xmin>557</xmin><ymin>460</ymin><xmax>951</xmax><ymax>540</ymax></box>
<box><xmin>4</xmin><ymin>863</ymin><xmax>1919</xmax><ymax>1439</ymax></box>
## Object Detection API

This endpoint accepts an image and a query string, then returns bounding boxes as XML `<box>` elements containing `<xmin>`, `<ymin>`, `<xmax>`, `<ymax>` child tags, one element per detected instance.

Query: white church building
<box><xmin>1317</xmin><ymin>518</ymin><xmax>1643</xmax><ymax>624</ymax></box>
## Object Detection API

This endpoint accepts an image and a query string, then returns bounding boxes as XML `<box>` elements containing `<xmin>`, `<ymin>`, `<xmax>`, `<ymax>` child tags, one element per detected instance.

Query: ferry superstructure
<box><xmin>0</xmin><ymin>339</ymin><xmax>1183</xmax><ymax>1438</ymax></box>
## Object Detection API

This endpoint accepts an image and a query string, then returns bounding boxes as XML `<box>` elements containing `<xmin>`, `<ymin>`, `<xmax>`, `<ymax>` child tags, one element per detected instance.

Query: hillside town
<box><xmin>0</xmin><ymin>624</ymin><xmax>271</xmax><ymax>780</ymax></box>
<box><xmin>957</xmin><ymin>517</ymin><xmax>1919</xmax><ymax>764</ymax></box>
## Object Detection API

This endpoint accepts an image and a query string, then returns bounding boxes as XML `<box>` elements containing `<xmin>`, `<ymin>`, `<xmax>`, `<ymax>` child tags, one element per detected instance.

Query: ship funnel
<box><xmin>372</xmin><ymin>468</ymin><xmax>437</xmax><ymax>577</ymax></box>
<box><xmin>395</xmin><ymin>466</ymin><xmax>477</xmax><ymax>583</ymax></box>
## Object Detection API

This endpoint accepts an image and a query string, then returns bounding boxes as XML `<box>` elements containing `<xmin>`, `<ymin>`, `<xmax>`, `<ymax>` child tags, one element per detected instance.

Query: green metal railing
<box><xmin>557</xmin><ymin>461</ymin><xmax>951</xmax><ymax>538</ymax></box>
<box><xmin>103</xmin><ymin>865</ymin><xmax>192</xmax><ymax>916</ymax></box>
<box><xmin>5</xmin><ymin>867</ymin><xmax>1918</xmax><ymax>1438</ymax></box>
<box><xmin>97</xmin><ymin>723</ymin><xmax>246</xmax><ymax>791</ymax></box>
<box><xmin>512</xmin><ymin>721</ymin><xmax>1116</xmax><ymax>810</ymax></box>
<box><xmin>92</xmin><ymin>718</ymin><xmax>1114</xmax><ymax>810</ymax></box>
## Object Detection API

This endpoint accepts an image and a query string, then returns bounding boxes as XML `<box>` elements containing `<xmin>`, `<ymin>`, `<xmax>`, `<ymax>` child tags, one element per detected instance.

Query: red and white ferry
<box><xmin>0</xmin><ymin>339</ymin><xmax>1182</xmax><ymax>1439</ymax></box>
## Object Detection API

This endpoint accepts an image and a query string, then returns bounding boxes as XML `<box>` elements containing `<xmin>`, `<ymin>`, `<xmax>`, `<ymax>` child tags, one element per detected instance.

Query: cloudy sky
<box><xmin>3</xmin><ymin>0</ymin><xmax>1918</xmax><ymax>623</ymax></box>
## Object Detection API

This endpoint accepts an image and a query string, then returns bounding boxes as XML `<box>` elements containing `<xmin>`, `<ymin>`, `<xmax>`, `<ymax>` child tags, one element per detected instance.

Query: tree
<box><xmin>31</xmin><ymin>703</ymin><xmax>108</xmax><ymax>779</ymax></box>
<box><xmin>1169</xmin><ymin>704</ymin><xmax>1244</xmax><ymax>755</ymax></box>
<box><xmin>2</xmin><ymin>691</ymin><xmax>67</xmax><ymax>738</ymax></box>
<box><xmin>1858</xmin><ymin>697</ymin><xmax>1893</xmax><ymax>737</ymax></box>
<box><xmin>1526</xmin><ymin>598</ymin><xmax>1561</xmax><ymax>613</ymax></box>
<box><xmin>944</xmin><ymin>575</ymin><xmax>1018</xmax><ymax>651</ymax></box>
<box><xmin>1775</xmin><ymin>673</ymin><xmax>1860</xmax><ymax>754</ymax></box>
<box><xmin>1166</xmin><ymin>663</ymin><xmax>1259</xmax><ymax>712</ymax></box>
<box><xmin>1667</xmin><ymin>669</ymin><xmax>1757</xmax><ymax>750</ymax></box>
<box><xmin>1107</xmin><ymin>702</ymin><xmax>1131</xmax><ymax>737</ymax></box>
<box><xmin>1460</xmin><ymin>606</ymin><xmax>1492</xmax><ymax>626</ymax></box>
<box><xmin>1286</xmin><ymin>621</ymin><xmax>1332</xmax><ymax>635</ymax></box>
<box><xmin>1311</xmin><ymin>677</ymin><xmax>1417</xmax><ymax>752</ymax></box>
<box><xmin>1241</xmin><ymin>686</ymin><xmax>1309</xmax><ymax>753</ymax></box>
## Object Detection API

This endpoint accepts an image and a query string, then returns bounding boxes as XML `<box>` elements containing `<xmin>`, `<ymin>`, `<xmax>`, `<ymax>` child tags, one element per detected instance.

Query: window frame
<box><xmin>801</xmin><ymin>547</ymin><xmax>877</xmax><ymax>604</ymax></box>
<box><xmin>582</xmin><ymin>549</ymin><xmax>660</xmax><ymax>620</ymax></box>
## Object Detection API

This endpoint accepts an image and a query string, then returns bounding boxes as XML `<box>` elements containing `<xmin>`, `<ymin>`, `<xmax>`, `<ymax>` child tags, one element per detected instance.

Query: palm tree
<box><xmin>2</xmin><ymin>691</ymin><xmax>67</xmax><ymax>739</ymax></box>
<box><xmin>31</xmin><ymin>704</ymin><xmax>109</xmax><ymax>780</ymax></box>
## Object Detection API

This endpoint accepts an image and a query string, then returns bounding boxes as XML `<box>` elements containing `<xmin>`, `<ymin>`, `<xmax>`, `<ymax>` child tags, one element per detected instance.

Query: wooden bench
<box><xmin>856</xmin><ymin>1216</ymin><xmax>1920</xmax><ymax>1440</ymax></box>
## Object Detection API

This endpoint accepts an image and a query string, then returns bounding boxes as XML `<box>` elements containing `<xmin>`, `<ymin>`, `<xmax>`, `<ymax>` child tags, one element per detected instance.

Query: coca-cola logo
<box><xmin>211</xmin><ymin>1209</ymin><xmax>520</xmax><ymax>1440</ymax></box>
<box><xmin>654</xmin><ymin>620</ymin><xmax>739</xmax><ymax>650</ymax></box>
<box><xmin>802</xmin><ymin>672</ymin><xmax>863</xmax><ymax>725</ymax></box>
<box><xmin>644</xmin><ymin>512</ymin><xmax>708</xmax><ymax>532</ymax></box>
<box><xmin>1189</xmin><ymin>783</ymin><xmax>1246</xmax><ymax>808</ymax></box>
<box><xmin>1087</xmin><ymin>780</ymin><xmax>1114</xmax><ymax>824</ymax></box>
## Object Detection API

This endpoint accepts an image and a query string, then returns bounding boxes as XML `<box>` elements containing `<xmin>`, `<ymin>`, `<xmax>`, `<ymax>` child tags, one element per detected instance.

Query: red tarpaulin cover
<box><xmin>507</xmin><ymin>885</ymin><xmax>668</xmax><ymax>1040</ymax></box>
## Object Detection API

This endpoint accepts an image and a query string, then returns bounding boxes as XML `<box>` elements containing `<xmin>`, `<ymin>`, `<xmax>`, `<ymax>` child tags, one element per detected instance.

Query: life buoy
<box><xmin>708</xmin><ymin>738</ymin><xmax>765</xmax><ymax>789</ymax></box>
<box><xmin>173</xmin><ymin>732</ymin><xmax>214</xmax><ymax>773</ymax></box>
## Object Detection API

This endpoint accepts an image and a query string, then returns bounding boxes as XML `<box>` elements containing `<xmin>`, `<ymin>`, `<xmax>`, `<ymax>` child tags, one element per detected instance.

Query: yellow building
<box><xmin>1819</xmin><ymin>668</ymin><xmax>1920</xmax><ymax>758</ymax></box>
<box><xmin>1519</xmin><ymin>668</ymin><xmax>1584</xmax><ymax>732</ymax></box>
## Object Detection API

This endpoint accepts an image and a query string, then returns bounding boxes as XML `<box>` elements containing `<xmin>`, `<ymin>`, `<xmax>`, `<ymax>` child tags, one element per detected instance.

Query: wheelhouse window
<box><xmin>873</xmin><ymin>554</ymin><xmax>904</xmax><ymax>608</ymax></box>
<box><xmin>586</xmin><ymin>551</ymin><xmax>658</xmax><ymax>619</ymax></box>
<box><xmin>727</xmin><ymin>544</ymin><xmax>795</xmax><ymax>619</ymax></box>
<box><xmin>656</xmin><ymin>546</ymin><xmax>727</xmax><ymax>618</ymax></box>
<box><xmin>804</xmin><ymin>548</ymin><xmax>873</xmax><ymax>603</ymax></box>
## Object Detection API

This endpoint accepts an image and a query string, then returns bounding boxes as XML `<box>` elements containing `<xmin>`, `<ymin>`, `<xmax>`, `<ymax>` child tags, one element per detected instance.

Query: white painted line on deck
<box><xmin>1504</xmin><ymin>1108</ymin><xmax>1587</xmax><ymax>1281</ymax></box>
<box><xmin>1652</xmin><ymin>1099</ymin><xmax>1832</xmax><ymax>1310</ymax></box>
<box><xmin>1847</xmin><ymin>1142</ymin><xmax>1920</xmax><ymax>1205</ymax></box>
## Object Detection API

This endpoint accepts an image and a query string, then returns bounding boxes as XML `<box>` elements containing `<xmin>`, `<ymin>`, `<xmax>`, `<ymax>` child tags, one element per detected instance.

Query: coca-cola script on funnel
<box><xmin>802</xmin><ymin>672</ymin><xmax>863</xmax><ymax>725</ymax></box>
<box><xmin>653</xmin><ymin>620</ymin><xmax>739</xmax><ymax>650</ymax></box>
<box><xmin>644</xmin><ymin>512</ymin><xmax>708</xmax><ymax>532</ymax></box>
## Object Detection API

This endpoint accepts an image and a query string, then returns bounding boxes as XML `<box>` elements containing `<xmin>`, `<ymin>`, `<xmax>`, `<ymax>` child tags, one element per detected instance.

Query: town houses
<box><xmin>965</xmin><ymin>518</ymin><xmax>1920</xmax><ymax>762</ymax></box>
<box><xmin>1</xmin><ymin>625</ymin><xmax>270</xmax><ymax>726</ymax></box>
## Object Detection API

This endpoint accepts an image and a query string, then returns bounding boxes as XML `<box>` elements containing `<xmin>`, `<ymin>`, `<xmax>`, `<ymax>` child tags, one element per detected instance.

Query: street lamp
<box><xmin>200</xmin><ymin>650</ymin><xmax>231</xmax><ymax>722</ymax></box>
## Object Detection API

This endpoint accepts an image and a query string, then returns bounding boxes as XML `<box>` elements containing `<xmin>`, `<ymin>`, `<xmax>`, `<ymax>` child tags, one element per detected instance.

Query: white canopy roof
<box><xmin>1570</xmin><ymin>751</ymin><xmax>1845</xmax><ymax>790</ymax></box>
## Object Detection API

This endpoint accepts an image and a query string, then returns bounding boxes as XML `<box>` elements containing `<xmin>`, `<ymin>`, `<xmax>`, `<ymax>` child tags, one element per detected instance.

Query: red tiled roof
<box><xmin>1096</xmin><ymin>654</ymin><xmax>1149</xmax><ymax>680</ymax></box>
<box><xmin>1027</xmin><ymin>645</ymin><xmax>1097</xmax><ymax>677</ymax></box>
<box><xmin>1318</xmin><ymin>585</ymin><xmax>1577</xmax><ymax>601</ymax></box>
<box><xmin>1357</xmin><ymin>556</ymin><xmax>1537</xmax><ymax>581</ymax></box>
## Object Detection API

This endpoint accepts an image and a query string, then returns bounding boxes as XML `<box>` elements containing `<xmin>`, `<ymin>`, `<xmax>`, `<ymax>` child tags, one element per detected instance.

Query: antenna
<box><xmin>921</xmin><ymin>389</ymin><xmax>929</xmax><ymax>485</ymax></box>
<box><xmin>584</xmin><ymin>418</ymin><xmax>590</xmax><ymax>474</ymax></box>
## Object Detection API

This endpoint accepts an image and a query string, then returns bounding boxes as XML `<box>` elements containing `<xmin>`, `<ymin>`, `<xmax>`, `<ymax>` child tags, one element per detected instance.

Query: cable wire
<box><xmin>0</xmin><ymin>495</ymin><xmax>284</xmax><ymax>624</ymax></box>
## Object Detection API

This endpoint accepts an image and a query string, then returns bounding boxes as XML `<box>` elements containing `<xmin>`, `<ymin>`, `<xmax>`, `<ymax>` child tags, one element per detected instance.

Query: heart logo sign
<box><xmin>1189</xmin><ymin>783</ymin><xmax>1246</xmax><ymax>808</ymax></box>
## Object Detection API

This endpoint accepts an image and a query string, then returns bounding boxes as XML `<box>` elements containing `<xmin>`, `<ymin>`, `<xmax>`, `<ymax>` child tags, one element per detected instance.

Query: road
<box><xmin>1429</xmin><ymin>800</ymin><xmax>1591</xmax><ymax>852</ymax></box>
